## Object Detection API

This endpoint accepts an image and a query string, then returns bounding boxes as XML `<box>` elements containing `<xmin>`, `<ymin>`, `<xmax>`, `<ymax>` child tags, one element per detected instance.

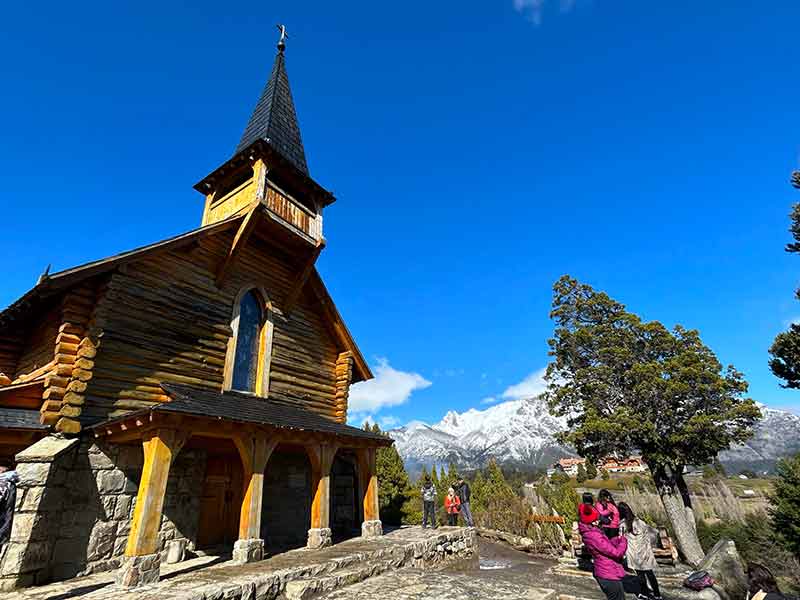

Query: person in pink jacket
<box><xmin>596</xmin><ymin>489</ymin><xmax>621</xmax><ymax>538</ymax></box>
<box><xmin>579</xmin><ymin>503</ymin><xmax>629</xmax><ymax>600</ymax></box>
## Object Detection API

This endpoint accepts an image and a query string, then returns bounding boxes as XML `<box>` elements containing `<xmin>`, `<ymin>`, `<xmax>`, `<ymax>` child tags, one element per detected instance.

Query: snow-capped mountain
<box><xmin>390</xmin><ymin>398</ymin><xmax>800</xmax><ymax>476</ymax></box>
<box><xmin>388</xmin><ymin>395</ymin><xmax>575</xmax><ymax>476</ymax></box>
<box><xmin>719</xmin><ymin>405</ymin><xmax>800</xmax><ymax>473</ymax></box>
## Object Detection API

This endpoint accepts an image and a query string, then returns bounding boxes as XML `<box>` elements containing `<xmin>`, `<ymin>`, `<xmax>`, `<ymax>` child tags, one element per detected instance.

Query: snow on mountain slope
<box><xmin>390</xmin><ymin>398</ymin><xmax>800</xmax><ymax>476</ymax></box>
<box><xmin>389</xmin><ymin>395</ymin><xmax>575</xmax><ymax>475</ymax></box>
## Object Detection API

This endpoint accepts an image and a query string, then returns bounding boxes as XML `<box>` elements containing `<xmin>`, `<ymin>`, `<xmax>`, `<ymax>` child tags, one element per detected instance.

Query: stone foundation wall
<box><xmin>0</xmin><ymin>434</ymin><xmax>206</xmax><ymax>590</ymax></box>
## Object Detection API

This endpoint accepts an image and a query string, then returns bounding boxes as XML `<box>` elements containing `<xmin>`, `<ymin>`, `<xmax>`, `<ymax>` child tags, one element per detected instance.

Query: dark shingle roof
<box><xmin>236</xmin><ymin>46</ymin><xmax>309</xmax><ymax>176</ymax></box>
<box><xmin>89</xmin><ymin>383</ymin><xmax>392</xmax><ymax>445</ymax></box>
<box><xmin>0</xmin><ymin>408</ymin><xmax>48</xmax><ymax>431</ymax></box>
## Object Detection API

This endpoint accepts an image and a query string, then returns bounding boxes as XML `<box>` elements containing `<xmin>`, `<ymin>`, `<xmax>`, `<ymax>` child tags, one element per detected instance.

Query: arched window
<box><xmin>226</xmin><ymin>288</ymin><xmax>273</xmax><ymax>394</ymax></box>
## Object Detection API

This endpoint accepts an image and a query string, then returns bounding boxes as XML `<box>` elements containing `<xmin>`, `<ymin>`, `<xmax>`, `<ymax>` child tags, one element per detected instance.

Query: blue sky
<box><xmin>2</xmin><ymin>1</ymin><xmax>799</xmax><ymax>428</ymax></box>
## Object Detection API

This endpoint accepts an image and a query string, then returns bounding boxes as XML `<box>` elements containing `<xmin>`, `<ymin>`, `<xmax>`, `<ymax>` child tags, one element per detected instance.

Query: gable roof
<box><xmin>0</xmin><ymin>215</ymin><xmax>243</xmax><ymax>330</ymax></box>
<box><xmin>0</xmin><ymin>212</ymin><xmax>372</xmax><ymax>382</ymax></box>
<box><xmin>236</xmin><ymin>43</ymin><xmax>308</xmax><ymax>176</ymax></box>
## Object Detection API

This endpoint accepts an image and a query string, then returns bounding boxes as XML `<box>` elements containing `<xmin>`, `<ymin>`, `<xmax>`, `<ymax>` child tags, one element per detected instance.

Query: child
<box><xmin>618</xmin><ymin>502</ymin><xmax>662</xmax><ymax>600</ymax></box>
<box><xmin>596</xmin><ymin>489</ymin><xmax>621</xmax><ymax>538</ymax></box>
<box><xmin>444</xmin><ymin>487</ymin><xmax>461</xmax><ymax>526</ymax></box>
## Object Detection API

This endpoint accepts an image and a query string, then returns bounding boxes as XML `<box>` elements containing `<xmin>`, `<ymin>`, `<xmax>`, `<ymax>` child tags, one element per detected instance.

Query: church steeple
<box><xmin>195</xmin><ymin>25</ymin><xmax>334</xmax><ymax>240</ymax></box>
<box><xmin>236</xmin><ymin>25</ymin><xmax>309</xmax><ymax>176</ymax></box>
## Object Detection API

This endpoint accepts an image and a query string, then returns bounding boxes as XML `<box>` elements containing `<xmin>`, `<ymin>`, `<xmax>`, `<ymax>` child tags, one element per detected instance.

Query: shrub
<box><xmin>697</xmin><ymin>512</ymin><xmax>800</xmax><ymax>595</ymax></box>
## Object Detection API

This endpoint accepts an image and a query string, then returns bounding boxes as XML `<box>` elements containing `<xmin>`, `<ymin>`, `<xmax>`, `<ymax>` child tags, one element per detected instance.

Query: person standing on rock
<box><xmin>0</xmin><ymin>460</ymin><xmax>19</xmax><ymax>547</ymax></box>
<box><xmin>579</xmin><ymin>502</ymin><xmax>631</xmax><ymax>600</ymax></box>
<box><xmin>596</xmin><ymin>489</ymin><xmax>621</xmax><ymax>538</ymax></box>
<box><xmin>444</xmin><ymin>487</ymin><xmax>461</xmax><ymax>526</ymax></box>
<box><xmin>421</xmin><ymin>475</ymin><xmax>437</xmax><ymax>529</ymax></box>
<box><xmin>456</xmin><ymin>476</ymin><xmax>474</xmax><ymax>527</ymax></box>
<box><xmin>618</xmin><ymin>502</ymin><xmax>662</xmax><ymax>600</ymax></box>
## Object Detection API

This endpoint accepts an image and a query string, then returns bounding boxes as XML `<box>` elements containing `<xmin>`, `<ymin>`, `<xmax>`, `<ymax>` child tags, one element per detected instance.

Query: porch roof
<box><xmin>87</xmin><ymin>383</ymin><xmax>393</xmax><ymax>446</ymax></box>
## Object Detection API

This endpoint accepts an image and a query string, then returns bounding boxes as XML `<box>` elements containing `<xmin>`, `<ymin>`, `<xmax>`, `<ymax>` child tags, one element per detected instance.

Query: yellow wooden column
<box><xmin>232</xmin><ymin>432</ymin><xmax>277</xmax><ymax>563</ymax></box>
<box><xmin>357</xmin><ymin>447</ymin><xmax>382</xmax><ymax>537</ymax></box>
<box><xmin>117</xmin><ymin>428</ymin><xmax>185</xmax><ymax>588</ymax></box>
<box><xmin>307</xmin><ymin>443</ymin><xmax>337</xmax><ymax>549</ymax></box>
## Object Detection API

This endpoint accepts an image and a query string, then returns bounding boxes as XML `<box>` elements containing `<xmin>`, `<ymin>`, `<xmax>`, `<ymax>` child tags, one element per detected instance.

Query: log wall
<box><xmin>13</xmin><ymin>303</ymin><xmax>60</xmax><ymax>379</ymax></box>
<box><xmin>80</xmin><ymin>229</ymin><xmax>343</xmax><ymax>424</ymax></box>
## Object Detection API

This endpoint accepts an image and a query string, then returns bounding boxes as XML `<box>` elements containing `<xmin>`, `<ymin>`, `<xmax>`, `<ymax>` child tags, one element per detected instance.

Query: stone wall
<box><xmin>0</xmin><ymin>434</ymin><xmax>206</xmax><ymax>591</ymax></box>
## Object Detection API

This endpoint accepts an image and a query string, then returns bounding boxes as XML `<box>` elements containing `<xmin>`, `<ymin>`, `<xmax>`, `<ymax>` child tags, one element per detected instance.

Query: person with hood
<box><xmin>421</xmin><ymin>475</ymin><xmax>437</xmax><ymax>529</ymax></box>
<box><xmin>456</xmin><ymin>476</ymin><xmax>474</xmax><ymax>527</ymax></box>
<box><xmin>444</xmin><ymin>486</ymin><xmax>461</xmax><ymax>526</ymax></box>
<box><xmin>747</xmin><ymin>563</ymin><xmax>786</xmax><ymax>600</ymax></box>
<box><xmin>0</xmin><ymin>460</ymin><xmax>19</xmax><ymax>547</ymax></box>
<box><xmin>596</xmin><ymin>488</ymin><xmax>621</xmax><ymax>538</ymax></box>
<box><xmin>618</xmin><ymin>502</ymin><xmax>662</xmax><ymax>600</ymax></box>
<box><xmin>579</xmin><ymin>502</ymin><xmax>629</xmax><ymax>600</ymax></box>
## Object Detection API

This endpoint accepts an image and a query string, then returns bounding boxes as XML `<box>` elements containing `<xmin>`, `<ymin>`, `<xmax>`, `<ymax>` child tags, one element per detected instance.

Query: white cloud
<box><xmin>501</xmin><ymin>367</ymin><xmax>548</xmax><ymax>400</ymax></box>
<box><xmin>513</xmin><ymin>0</ymin><xmax>580</xmax><ymax>25</ymax></box>
<box><xmin>379</xmin><ymin>415</ymin><xmax>401</xmax><ymax>428</ymax></box>
<box><xmin>349</xmin><ymin>358</ymin><xmax>432</xmax><ymax>414</ymax></box>
<box><xmin>480</xmin><ymin>396</ymin><xmax>498</xmax><ymax>405</ymax></box>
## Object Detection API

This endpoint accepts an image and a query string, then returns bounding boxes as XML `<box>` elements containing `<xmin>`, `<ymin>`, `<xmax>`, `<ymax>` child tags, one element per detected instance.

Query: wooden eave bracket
<box><xmin>283</xmin><ymin>240</ymin><xmax>326</xmax><ymax>317</ymax></box>
<box><xmin>215</xmin><ymin>202</ymin><xmax>263</xmax><ymax>288</ymax></box>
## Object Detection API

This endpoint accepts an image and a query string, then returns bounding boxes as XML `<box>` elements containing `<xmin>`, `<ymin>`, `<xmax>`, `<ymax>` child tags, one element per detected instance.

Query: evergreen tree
<box><xmin>600</xmin><ymin>468</ymin><xmax>610</xmax><ymax>481</ymax></box>
<box><xmin>430</xmin><ymin>465</ymin><xmax>440</xmax><ymax>490</ymax></box>
<box><xmin>586</xmin><ymin>461</ymin><xmax>598</xmax><ymax>480</ymax></box>
<box><xmin>545</xmin><ymin>275</ymin><xmax>760</xmax><ymax>566</ymax></box>
<box><xmin>402</xmin><ymin>471</ymin><xmax>424</xmax><ymax>525</ymax></box>
<box><xmin>447</xmin><ymin>461</ymin><xmax>459</xmax><ymax>487</ymax></box>
<box><xmin>769</xmin><ymin>453</ymin><xmax>800</xmax><ymax>556</ymax></box>
<box><xmin>576</xmin><ymin>463</ymin><xmax>588</xmax><ymax>483</ymax></box>
<box><xmin>372</xmin><ymin>424</ymin><xmax>410</xmax><ymax>525</ymax></box>
<box><xmin>770</xmin><ymin>184</ymin><xmax>800</xmax><ymax>388</ymax></box>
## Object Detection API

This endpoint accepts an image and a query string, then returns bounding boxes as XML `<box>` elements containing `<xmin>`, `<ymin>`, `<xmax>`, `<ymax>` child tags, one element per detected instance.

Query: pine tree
<box><xmin>576</xmin><ymin>463</ymin><xmax>588</xmax><ymax>483</ymax></box>
<box><xmin>600</xmin><ymin>468</ymin><xmax>610</xmax><ymax>481</ymax></box>
<box><xmin>586</xmin><ymin>461</ymin><xmax>598</xmax><ymax>480</ymax></box>
<box><xmin>769</xmin><ymin>453</ymin><xmax>800</xmax><ymax>556</ymax></box>
<box><xmin>372</xmin><ymin>423</ymin><xmax>410</xmax><ymax>525</ymax></box>
<box><xmin>447</xmin><ymin>461</ymin><xmax>459</xmax><ymax>488</ymax></box>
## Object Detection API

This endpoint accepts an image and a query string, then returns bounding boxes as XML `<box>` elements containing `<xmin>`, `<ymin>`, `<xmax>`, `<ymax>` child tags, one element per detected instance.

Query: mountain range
<box><xmin>388</xmin><ymin>396</ymin><xmax>800</xmax><ymax>476</ymax></box>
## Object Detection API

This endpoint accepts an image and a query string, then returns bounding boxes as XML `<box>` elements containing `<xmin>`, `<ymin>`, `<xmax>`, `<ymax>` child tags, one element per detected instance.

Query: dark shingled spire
<box><xmin>236</xmin><ymin>31</ymin><xmax>309</xmax><ymax>175</ymax></box>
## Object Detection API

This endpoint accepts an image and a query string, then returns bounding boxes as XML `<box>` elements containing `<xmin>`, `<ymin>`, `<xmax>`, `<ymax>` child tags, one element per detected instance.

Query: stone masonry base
<box><xmin>307</xmin><ymin>528</ymin><xmax>332</xmax><ymax>550</ymax></box>
<box><xmin>361</xmin><ymin>520</ymin><xmax>382</xmax><ymax>538</ymax></box>
<box><xmin>233</xmin><ymin>539</ymin><xmax>264</xmax><ymax>564</ymax></box>
<box><xmin>115</xmin><ymin>553</ymin><xmax>161</xmax><ymax>589</ymax></box>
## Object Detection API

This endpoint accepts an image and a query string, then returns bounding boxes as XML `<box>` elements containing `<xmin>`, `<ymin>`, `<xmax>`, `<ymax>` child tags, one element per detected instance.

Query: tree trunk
<box><xmin>652</xmin><ymin>464</ymin><xmax>705</xmax><ymax>567</ymax></box>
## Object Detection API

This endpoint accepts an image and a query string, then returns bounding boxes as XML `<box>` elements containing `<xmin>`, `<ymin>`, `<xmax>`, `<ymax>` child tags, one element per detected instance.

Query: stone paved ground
<box><xmin>3</xmin><ymin>527</ymin><xmax>472</xmax><ymax>600</ymax></box>
<box><xmin>319</xmin><ymin>538</ymin><xmax>691</xmax><ymax>600</ymax></box>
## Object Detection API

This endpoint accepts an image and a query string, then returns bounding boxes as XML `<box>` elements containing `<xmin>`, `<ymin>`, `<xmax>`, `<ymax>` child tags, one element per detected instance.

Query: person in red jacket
<box><xmin>444</xmin><ymin>487</ymin><xmax>461</xmax><ymax>526</ymax></box>
<box><xmin>579</xmin><ymin>503</ymin><xmax>629</xmax><ymax>600</ymax></box>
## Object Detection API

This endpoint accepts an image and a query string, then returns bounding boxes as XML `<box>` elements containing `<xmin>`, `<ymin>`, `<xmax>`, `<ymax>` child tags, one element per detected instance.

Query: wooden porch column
<box><xmin>357</xmin><ymin>447</ymin><xmax>382</xmax><ymax>537</ymax></box>
<box><xmin>306</xmin><ymin>443</ymin><xmax>337</xmax><ymax>549</ymax></box>
<box><xmin>117</xmin><ymin>428</ymin><xmax>186</xmax><ymax>588</ymax></box>
<box><xmin>232</xmin><ymin>433</ymin><xmax>277</xmax><ymax>563</ymax></box>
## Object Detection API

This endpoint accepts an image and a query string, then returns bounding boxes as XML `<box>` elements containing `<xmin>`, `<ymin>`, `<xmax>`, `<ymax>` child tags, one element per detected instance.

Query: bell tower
<box><xmin>194</xmin><ymin>25</ymin><xmax>334</xmax><ymax>246</ymax></box>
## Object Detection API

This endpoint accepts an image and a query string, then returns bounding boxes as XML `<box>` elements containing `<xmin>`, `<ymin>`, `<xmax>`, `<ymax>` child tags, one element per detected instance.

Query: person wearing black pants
<box><xmin>618</xmin><ymin>502</ymin><xmax>663</xmax><ymax>600</ymax></box>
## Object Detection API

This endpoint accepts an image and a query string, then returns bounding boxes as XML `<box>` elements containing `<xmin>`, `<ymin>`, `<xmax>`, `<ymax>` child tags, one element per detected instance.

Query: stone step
<box><xmin>283</xmin><ymin>557</ymin><xmax>396</xmax><ymax>600</ymax></box>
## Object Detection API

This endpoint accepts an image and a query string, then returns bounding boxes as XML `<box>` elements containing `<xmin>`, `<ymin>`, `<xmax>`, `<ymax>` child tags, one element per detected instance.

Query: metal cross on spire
<box><xmin>276</xmin><ymin>24</ymin><xmax>288</xmax><ymax>52</ymax></box>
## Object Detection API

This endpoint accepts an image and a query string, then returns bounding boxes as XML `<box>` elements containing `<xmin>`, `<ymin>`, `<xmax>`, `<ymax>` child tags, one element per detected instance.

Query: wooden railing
<box><xmin>264</xmin><ymin>184</ymin><xmax>322</xmax><ymax>242</ymax></box>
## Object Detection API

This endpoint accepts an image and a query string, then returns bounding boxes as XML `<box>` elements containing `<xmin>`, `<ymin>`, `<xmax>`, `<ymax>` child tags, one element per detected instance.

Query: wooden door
<box><xmin>197</xmin><ymin>456</ymin><xmax>243</xmax><ymax>549</ymax></box>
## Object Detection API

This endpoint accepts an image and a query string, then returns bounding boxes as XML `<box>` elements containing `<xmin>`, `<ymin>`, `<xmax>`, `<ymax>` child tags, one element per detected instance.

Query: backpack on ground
<box><xmin>684</xmin><ymin>570</ymin><xmax>715</xmax><ymax>591</ymax></box>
